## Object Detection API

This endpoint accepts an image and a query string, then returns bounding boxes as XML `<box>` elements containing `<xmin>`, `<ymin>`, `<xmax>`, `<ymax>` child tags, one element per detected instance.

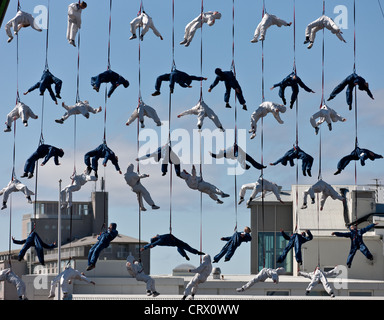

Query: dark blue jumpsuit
<box><xmin>336</xmin><ymin>147</ymin><xmax>383</xmax><ymax>173</ymax></box>
<box><xmin>88</xmin><ymin>223</ymin><xmax>118</xmax><ymax>266</ymax></box>
<box><xmin>271</xmin><ymin>146</ymin><xmax>314</xmax><ymax>176</ymax></box>
<box><xmin>272</xmin><ymin>72</ymin><xmax>313</xmax><ymax>108</ymax></box>
<box><xmin>213</xmin><ymin>231</ymin><xmax>252</xmax><ymax>262</ymax></box>
<box><xmin>13</xmin><ymin>231</ymin><xmax>56</xmax><ymax>265</ymax></box>
<box><xmin>333</xmin><ymin>224</ymin><xmax>375</xmax><ymax>267</ymax></box>
<box><xmin>91</xmin><ymin>69</ymin><xmax>129</xmax><ymax>97</ymax></box>
<box><xmin>84</xmin><ymin>144</ymin><xmax>121</xmax><ymax>173</ymax></box>
<box><xmin>209</xmin><ymin>70</ymin><xmax>246</xmax><ymax>105</ymax></box>
<box><xmin>143</xmin><ymin>234</ymin><xmax>201</xmax><ymax>259</ymax></box>
<box><xmin>154</xmin><ymin>69</ymin><xmax>205</xmax><ymax>93</ymax></box>
<box><xmin>24</xmin><ymin>144</ymin><xmax>64</xmax><ymax>175</ymax></box>
<box><xmin>26</xmin><ymin>69</ymin><xmax>62</xmax><ymax>102</ymax></box>
<box><xmin>277</xmin><ymin>230</ymin><xmax>313</xmax><ymax>264</ymax></box>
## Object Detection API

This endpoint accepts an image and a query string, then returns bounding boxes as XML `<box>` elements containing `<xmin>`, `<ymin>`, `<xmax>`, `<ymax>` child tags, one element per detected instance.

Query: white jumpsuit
<box><xmin>60</xmin><ymin>173</ymin><xmax>97</xmax><ymax>208</ymax></box>
<box><xmin>310</xmin><ymin>104</ymin><xmax>346</xmax><ymax>132</ymax></box>
<box><xmin>124</xmin><ymin>164</ymin><xmax>158</xmax><ymax>211</ymax></box>
<box><xmin>302</xmin><ymin>179</ymin><xmax>344</xmax><ymax>209</ymax></box>
<box><xmin>183</xmin><ymin>254</ymin><xmax>212</xmax><ymax>299</ymax></box>
<box><xmin>251</xmin><ymin>13</ymin><xmax>291</xmax><ymax>43</ymax></box>
<box><xmin>0</xmin><ymin>268</ymin><xmax>26</xmax><ymax>299</ymax></box>
<box><xmin>238</xmin><ymin>267</ymin><xmax>285</xmax><ymax>291</ymax></box>
<box><xmin>299</xmin><ymin>267</ymin><xmax>338</xmax><ymax>296</ymax></box>
<box><xmin>126</xmin><ymin>255</ymin><xmax>157</xmax><ymax>294</ymax></box>
<box><xmin>179</xmin><ymin>166</ymin><xmax>229</xmax><ymax>203</ymax></box>
<box><xmin>178</xmin><ymin>100</ymin><xmax>224</xmax><ymax>131</ymax></box>
<box><xmin>126</xmin><ymin>101</ymin><xmax>162</xmax><ymax>128</ymax></box>
<box><xmin>67</xmin><ymin>3</ymin><xmax>84</xmax><ymax>43</ymax></box>
<box><xmin>57</xmin><ymin>101</ymin><xmax>101</xmax><ymax>122</ymax></box>
<box><xmin>5</xmin><ymin>102</ymin><xmax>38</xmax><ymax>131</ymax></box>
<box><xmin>305</xmin><ymin>15</ymin><xmax>346</xmax><ymax>48</ymax></box>
<box><xmin>5</xmin><ymin>10</ymin><xmax>42</xmax><ymax>42</ymax></box>
<box><xmin>239</xmin><ymin>177</ymin><xmax>282</xmax><ymax>204</ymax></box>
<box><xmin>249</xmin><ymin>101</ymin><xmax>286</xmax><ymax>139</ymax></box>
<box><xmin>0</xmin><ymin>178</ymin><xmax>34</xmax><ymax>208</ymax></box>
<box><xmin>180</xmin><ymin>11</ymin><xmax>222</xmax><ymax>46</ymax></box>
<box><xmin>130</xmin><ymin>12</ymin><xmax>162</xmax><ymax>40</ymax></box>
<box><xmin>49</xmin><ymin>266</ymin><xmax>94</xmax><ymax>299</ymax></box>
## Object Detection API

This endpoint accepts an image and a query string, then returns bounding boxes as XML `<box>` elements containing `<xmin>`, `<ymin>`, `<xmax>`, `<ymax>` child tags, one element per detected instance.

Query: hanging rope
<box><xmin>353</xmin><ymin>0</ymin><xmax>359</xmax><ymax>223</ymax></box>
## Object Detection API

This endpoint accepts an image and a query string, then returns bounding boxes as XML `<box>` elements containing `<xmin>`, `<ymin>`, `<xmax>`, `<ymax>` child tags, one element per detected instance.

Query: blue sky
<box><xmin>0</xmin><ymin>0</ymin><xmax>384</xmax><ymax>276</ymax></box>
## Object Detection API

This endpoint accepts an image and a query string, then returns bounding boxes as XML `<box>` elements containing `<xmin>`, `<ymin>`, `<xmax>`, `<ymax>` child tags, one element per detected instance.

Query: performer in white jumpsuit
<box><xmin>180</xmin><ymin>165</ymin><xmax>230</xmax><ymax>204</ymax></box>
<box><xmin>236</xmin><ymin>267</ymin><xmax>285</xmax><ymax>292</ymax></box>
<box><xmin>67</xmin><ymin>2</ymin><xmax>87</xmax><ymax>47</ymax></box>
<box><xmin>55</xmin><ymin>101</ymin><xmax>102</xmax><ymax>124</ymax></box>
<box><xmin>180</xmin><ymin>11</ymin><xmax>222</xmax><ymax>47</ymax></box>
<box><xmin>238</xmin><ymin>177</ymin><xmax>283</xmax><ymax>206</ymax></box>
<box><xmin>129</xmin><ymin>11</ymin><xmax>163</xmax><ymax>41</ymax></box>
<box><xmin>249</xmin><ymin>101</ymin><xmax>286</xmax><ymax>139</ymax></box>
<box><xmin>60</xmin><ymin>173</ymin><xmax>97</xmax><ymax>209</ymax></box>
<box><xmin>304</xmin><ymin>15</ymin><xmax>346</xmax><ymax>49</ymax></box>
<box><xmin>310</xmin><ymin>104</ymin><xmax>346</xmax><ymax>135</ymax></box>
<box><xmin>48</xmin><ymin>265</ymin><xmax>95</xmax><ymax>299</ymax></box>
<box><xmin>182</xmin><ymin>254</ymin><xmax>213</xmax><ymax>300</ymax></box>
<box><xmin>0</xmin><ymin>268</ymin><xmax>26</xmax><ymax>300</ymax></box>
<box><xmin>298</xmin><ymin>266</ymin><xmax>339</xmax><ymax>297</ymax></box>
<box><xmin>251</xmin><ymin>12</ymin><xmax>291</xmax><ymax>43</ymax></box>
<box><xmin>4</xmin><ymin>101</ymin><xmax>38</xmax><ymax>132</ymax></box>
<box><xmin>124</xmin><ymin>164</ymin><xmax>160</xmax><ymax>211</ymax></box>
<box><xmin>5</xmin><ymin>10</ymin><xmax>42</xmax><ymax>43</ymax></box>
<box><xmin>301</xmin><ymin>179</ymin><xmax>344</xmax><ymax>210</ymax></box>
<box><xmin>177</xmin><ymin>100</ymin><xmax>224</xmax><ymax>131</ymax></box>
<box><xmin>0</xmin><ymin>178</ymin><xmax>34</xmax><ymax>210</ymax></box>
<box><xmin>126</xmin><ymin>100</ymin><xmax>162</xmax><ymax>128</ymax></box>
<box><xmin>126</xmin><ymin>255</ymin><xmax>159</xmax><ymax>297</ymax></box>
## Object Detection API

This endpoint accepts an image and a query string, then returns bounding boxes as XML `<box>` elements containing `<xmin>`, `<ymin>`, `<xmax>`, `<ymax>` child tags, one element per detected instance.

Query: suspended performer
<box><xmin>238</xmin><ymin>177</ymin><xmax>284</xmax><ymax>206</ymax></box>
<box><xmin>304</xmin><ymin>15</ymin><xmax>346</xmax><ymax>49</ymax></box>
<box><xmin>251</xmin><ymin>12</ymin><xmax>291</xmax><ymax>43</ymax></box>
<box><xmin>67</xmin><ymin>1</ymin><xmax>87</xmax><ymax>47</ymax></box>
<box><xmin>129</xmin><ymin>10</ymin><xmax>163</xmax><ymax>41</ymax></box>
<box><xmin>310</xmin><ymin>104</ymin><xmax>346</xmax><ymax>135</ymax></box>
<box><xmin>180</xmin><ymin>11</ymin><xmax>222</xmax><ymax>47</ymax></box>
<box><xmin>125</xmin><ymin>100</ymin><xmax>162</xmax><ymax>128</ymax></box>
<box><xmin>24</xmin><ymin>69</ymin><xmax>62</xmax><ymax>105</ymax></box>
<box><xmin>269</xmin><ymin>145</ymin><xmax>314</xmax><ymax>177</ymax></box>
<box><xmin>91</xmin><ymin>69</ymin><xmax>129</xmax><ymax>98</ymax></box>
<box><xmin>140</xmin><ymin>233</ymin><xmax>204</xmax><ymax>261</ymax></box>
<box><xmin>87</xmin><ymin>223</ymin><xmax>118</xmax><ymax>271</ymax></box>
<box><xmin>136</xmin><ymin>142</ymin><xmax>181</xmax><ymax>177</ymax></box>
<box><xmin>12</xmin><ymin>231</ymin><xmax>56</xmax><ymax>266</ymax></box>
<box><xmin>55</xmin><ymin>101</ymin><xmax>102</xmax><ymax>124</ymax></box>
<box><xmin>152</xmin><ymin>68</ymin><xmax>207</xmax><ymax>96</ymax></box>
<box><xmin>0</xmin><ymin>177</ymin><xmax>34</xmax><ymax>210</ymax></box>
<box><xmin>299</xmin><ymin>266</ymin><xmax>339</xmax><ymax>297</ymax></box>
<box><xmin>126</xmin><ymin>255</ymin><xmax>160</xmax><ymax>297</ymax></box>
<box><xmin>181</xmin><ymin>254</ymin><xmax>213</xmax><ymax>300</ymax></box>
<box><xmin>180</xmin><ymin>165</ymin><xmax>230</xmax><ymax>204</ymax></box>
<box><xmin>177</xmin><ymin>100</ymin><xmax>225</xmax><ymax>131</ymax></box>
<box><xmin>208</xmin><ymin>68</ymin><xmax>247</xmax><ymax>110</ymax></box>
<box><xmin>209</xmin><ymin>143</ymin><xmax>266</xmax><ymax>171</ymax></box>
<box><xmin>213</xmin><ymin>227</ymin><xmax>252</xmax><ymax>263</ymax></box>
<box><xmin>124</xmin><ymin>164</ymin><xmax>160</xmax><ymax>211</ymax></box>
<box><xmin>5</xmin><ymin>9</ymin><xmax>42</xmax><ymax>43</ymax></box>
<box><xmin>271</xmin><ymin>72</ymin><xmax>314</xmax><ymax>109</ymax></box>
<box><xmin>236</xmin><ymin>267</ymin><xmax>285</xmax><ymax>292</ymax></box>
<box><xmin>331</xmin><ymin>223</ymin><xmax>378</xmax><ymax>268</ymax></box>
<box><xmin>301</xmin><ymin>179</ymin><xmax>345</xmax><ymax>210</ymax></box>
<box><xmin>84</xmin><ymin>143</ymin><xmax>122</xmax><ymax>179</ymax></box>
<box><xmin>276</xmin><ymin>229</ymin><xmax>312</xmax><ymax>265</ymax></box>
<box><xmin>0</xmin><ymin>268</ymin><xmax>27</xmax><ymax>300</ymax></box>
<box><xmin>4</xmin><ymin>101</ymin><xmax>38</xmax><ymax>132</ymax></box>
<box><xmin>249</xmin><ymin>101</ymin><xmax>286</xmax><ymax>139</ymax></box>
<box><xmin>327</xmin><ymin>73</ymin><xmax>374</xmax><ymax>110</ymax></box>
<box><xmin>334</xmin><ymin>146</ymin><xmax>383</xmax><ymax>175</ymax></box>
<box><xmin>60</xmin><ymin>173</ymin><xmax>97</xmax><ymax>209</ymax></box>
<box><xmin>21</xmin><ymin>144</ymin><xmax>64</xmax><ymax>179</ymax></box>
<box><xmin>48</xmin><ymin>265</ymin><xmax>95</xmax><ymax>300</ymax></box>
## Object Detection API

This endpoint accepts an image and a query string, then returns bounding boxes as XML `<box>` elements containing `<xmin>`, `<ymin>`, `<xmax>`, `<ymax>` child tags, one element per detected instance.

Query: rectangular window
<box><xmin>349</xmin><ymin>291</ymin><xmax>372</xmax><ymax>296</ymax></box>
<box><xmin>266</xmin><ymin>291</ymin><xmax>290</xmax><ymax>296</ymax></box>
